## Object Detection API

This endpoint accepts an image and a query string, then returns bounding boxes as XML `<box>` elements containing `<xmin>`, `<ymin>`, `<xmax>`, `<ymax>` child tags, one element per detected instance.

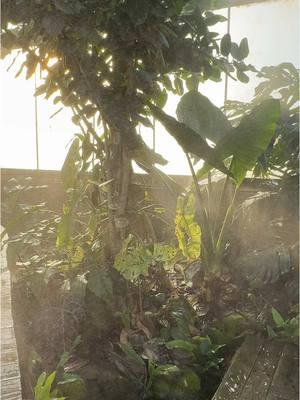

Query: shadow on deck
<box><xmin>1</xmin><ymin>230</ymin><xmax>22</xmax><ymax>400</ymax></box>
<box><xmin>213</xmin><ymin>335</ymin><xmax>299</xmax><ymax>400</ymax></box>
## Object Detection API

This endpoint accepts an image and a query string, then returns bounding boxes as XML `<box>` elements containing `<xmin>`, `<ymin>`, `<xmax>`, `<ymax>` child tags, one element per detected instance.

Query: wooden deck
<box><xmin>1</xmin><ymin>231</ymin><xmax>22</xmax><ymax>400</ymax></box>
<box><xmin>213</xmin><ymin>335</ymin><xmax>299</xmax><ymax>400</ymax></box>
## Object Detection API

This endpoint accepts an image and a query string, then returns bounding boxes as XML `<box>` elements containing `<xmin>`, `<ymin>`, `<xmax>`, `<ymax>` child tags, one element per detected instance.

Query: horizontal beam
<box><xmin>229</xmin><ymin>0</ymin><xmax>275</xmax><ymax>6</ymax></box>
<box><xmin>213</xmin><ymin>0</ymin><xmax>276</xmax><ymax>9</ymax></box>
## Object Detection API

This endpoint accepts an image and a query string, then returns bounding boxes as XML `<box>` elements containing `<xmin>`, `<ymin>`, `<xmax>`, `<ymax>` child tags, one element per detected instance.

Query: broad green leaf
<box><xmin>176</xmin><ymin>90</ymin><xmax>231</xmax><ymax>143</ymax></box>
<box><xmin>114</xmin><ymin>244</ymin><xmax>152</xmax><ymax>280</ymax></box>
<box><xmin>271</xmin><ymin>307</ymin><xmax>285</xmax><ymax>328</ymax></box>
<box><xmin>149</xmin><ymin>103</ymin><xmax>229</xmax><ymax>175</ymax></box>
<box><xmin>44</xmin><ymin>372</ymin><xmax>57</xmax><ymax>395</ymax></box>
<box><xmin>34</xmin><ymin>371</ymin><xmax>58</xmax><ymax>400</ymax></box>
<box><xmin>152</xmin><ymin>244</ymin><xmax>177</xmax><ymax>263</ymax></box>
<box><xmin>197</xmin><ymin>99</ymin><xmax>280</xmax><ymax>185</ymax></box>
<box><xmin>166</xmin><ymin>339</ymin><xmax>195</xmax><ymax>353</ymax></box>
<box><xmin>175</xmin><ymin>194</ymin><xmax>201</xmax><ymax>260</ymax></box>
<box><xmin>229</xmin><ymin>99</ymin><xmax>280</xmax><ymax>184</ymax></box>
<box><xmin>239</xmin><ymin>38</ymin><xmax>249</xmax><ymax>60</ymax></box>
<box><xmin>34</xmin><ymin>372</ymin><xmax>47</xmax><ymax>399</ymax></box>
<box><xmin>114</xmin><ymin>241</ymin><xmax>174</xmax><ymax>281</ymax></box>
<box><xmin>205</xmin><ymin>11</ymin><xmax>227</xmax><ymax>26</ymax></box>
<box><xmin>220</xmin><ymin>33</ymin><xmax>231</xmax><ymax>57</ymax></box>
<box><xmin>230</xmin><ymin>42</ymin><xmax>241</xmax><ymax>61</ymax></box>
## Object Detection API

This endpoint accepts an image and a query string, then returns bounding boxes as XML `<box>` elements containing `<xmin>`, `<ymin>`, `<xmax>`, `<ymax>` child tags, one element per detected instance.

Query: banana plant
<box><xmin>150</xmin><ymin>90</ymin><xmax>280</xmax><ymax>297</ymax></box>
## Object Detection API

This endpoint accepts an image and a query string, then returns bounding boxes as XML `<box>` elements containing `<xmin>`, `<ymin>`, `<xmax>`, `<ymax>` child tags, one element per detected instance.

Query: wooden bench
<box><xmin>213</xmin><ymin>335</ymin><xmax>299</xmax><ymax>400</ymax></box>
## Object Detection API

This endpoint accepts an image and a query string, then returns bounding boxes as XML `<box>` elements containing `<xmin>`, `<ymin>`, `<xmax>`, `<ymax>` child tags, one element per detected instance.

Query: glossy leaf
<box><xmin>176</xmin><ymin>90</ymin><xmax>231</xmax><ymax>143</ymax></box>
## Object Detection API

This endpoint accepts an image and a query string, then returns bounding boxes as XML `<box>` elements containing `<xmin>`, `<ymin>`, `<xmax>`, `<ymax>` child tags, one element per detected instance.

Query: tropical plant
<box><xmin>151</xmin><ymin>90</ymin><xmax>280</xmax><ymax>305</ymax></box>
<box><xmin>267</xmin><ymin>307</ymin><xmax>299</xmax><ymax>343</ymax></box>
<box><xmin>224</xmin><ymin>62</ymin><xmax>299</xmax><ymax>181</ymax></box>
<box><xmin>114</xmin><ymin>235</ymin><xmax>177</xmax><ymax>281</ymax></box>
<box><xmin>1</xmin><ymin>0</ymin><xmax>253</xmax><ymax>259</ymax></box>
<box><xmin>34</xmin><ymin>371</ymin><xmax>65</xmax><ymax>400</ymax></box>
<box><xmin>33</xmin><ymin>336</ymin><xmax>85</xmax><ymax>400</ymax></box>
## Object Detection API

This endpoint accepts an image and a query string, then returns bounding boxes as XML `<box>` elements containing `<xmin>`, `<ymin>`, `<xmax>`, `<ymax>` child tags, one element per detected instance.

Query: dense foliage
<box><xmin>1</xmin><ymin>0</ymin><xmax>254</xmax><ymax>255</ymax></box>
<box><xmin>1</xmin><ymin>1</ymin><xmax>299</xmax><ymax>400</ymax></box>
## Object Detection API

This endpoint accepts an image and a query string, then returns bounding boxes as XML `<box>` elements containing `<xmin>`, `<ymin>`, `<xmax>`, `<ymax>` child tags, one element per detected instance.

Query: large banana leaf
<box><xmin>148</xmin><ymin>103</ymin><xmax>229</xmax><ymax>175</ymax></box>
<box><xmin>197</xmin><ymin>99</ymin><xmax>280</xmax><ymax>185</ymax></box>
<box><xmin>176</xmin><ymin>90</ymin><xmax>231</xmax><ymax>143</ymax></box>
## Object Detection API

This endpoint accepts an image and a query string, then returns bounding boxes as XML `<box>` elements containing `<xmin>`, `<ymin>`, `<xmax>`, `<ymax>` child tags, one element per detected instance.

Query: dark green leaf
<box><xmin>149</xmin><ymin>103</ymin><xmax>229</xmax><ymax>175</ymax></box>
<box><xmin>230</xmin><ymin>42</ymin><xmax>241</xmax><ymax>60</ymax></box>
<box><xmin>239</xmin><ymin>38</ymin><xmax>249</xmax><ymax>60</ymax></box>
<box><xmin>220</xmin><ymin>33</ymin><xmax>231</xmax><ymax>57</ymax></box>
<box><xmin>271</xmin><ymin>307</ymin><xmax>285</xmax><ymax>328</ymax></box>
<box><xmin>166</xmin><ymin>339</ymin><xmax>195</xmax><ymax>353</ymax></box>
<box><xmin>237</xmin><ymin>70</ymin><xmax>249</xmax><ymax>83</ymax></box>
<box><xmin>205</xmin><ymin>11</ymin><xmax>227</xmax><ymax>26</ymax></box>
<box><xmin>197</xmin><ymin>99</ymin><xmax>280</xmax><ymax>184</ymax></box>
<box><xmin>176</xmin><ymin>90</ymin><xmax>231</xmax><ymax>143</ymax></box>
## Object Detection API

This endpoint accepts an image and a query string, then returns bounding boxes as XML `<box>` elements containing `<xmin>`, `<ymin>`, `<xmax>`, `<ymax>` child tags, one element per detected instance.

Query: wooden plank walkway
<box><xmin>213</xmin><ymin>335</ymin><xmax>299</xmax><ymax>400</ymax></box>
<box><xmin>1</xmin><ymin>230</ymin><xmax>22</xmax><ymax>400</ymax></box>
